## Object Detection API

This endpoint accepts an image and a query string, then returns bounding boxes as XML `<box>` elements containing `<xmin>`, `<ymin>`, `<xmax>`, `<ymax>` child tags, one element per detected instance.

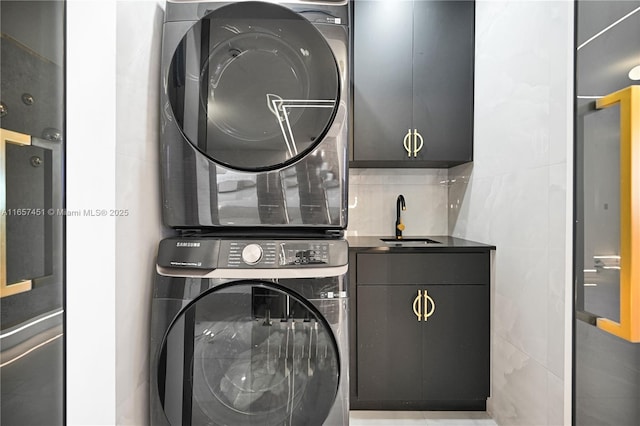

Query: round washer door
<box><xmin>157</xmin><ymin>281</ymin><xmax>340</xmax><ymax>426</ymax></box>
<box><xmin>167</xmin><ymin>1</ymin><xmax>341</xmax><ymax>172</ymax></box>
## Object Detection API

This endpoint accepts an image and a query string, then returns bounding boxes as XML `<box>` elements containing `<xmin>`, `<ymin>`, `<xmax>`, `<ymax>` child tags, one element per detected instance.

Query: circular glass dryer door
<box><xmin>167</xmin><ymin>1</ymin><xmax>340</xmax><ymax>171</ymax></box>
<box><xmin>157</xmin><ymin>281</ymin><xmax>340</xmax><ymax>426</ymax></box>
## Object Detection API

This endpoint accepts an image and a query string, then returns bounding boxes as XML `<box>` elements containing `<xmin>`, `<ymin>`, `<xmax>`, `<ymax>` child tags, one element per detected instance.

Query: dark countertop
<box><xmin>346</xmin><ymin>235</ymin><xmax>496</xmax><ymax>252</ymax></box>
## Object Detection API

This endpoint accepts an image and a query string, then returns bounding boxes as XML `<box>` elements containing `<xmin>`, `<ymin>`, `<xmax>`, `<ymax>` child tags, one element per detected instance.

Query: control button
<box><xmin>242</xmin><ymin>244</ymin><xmax>263</xmax><ymax>265</ymax></box>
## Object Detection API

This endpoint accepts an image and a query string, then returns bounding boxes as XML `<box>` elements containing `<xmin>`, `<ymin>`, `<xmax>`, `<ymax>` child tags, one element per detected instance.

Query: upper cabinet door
<box><xmin>351</xmin><ymin>0</ymin><xmax>475</xmax><ymax>168</ymax></box>
<box><xmin>412</xmin><ymin>0</ymin><xmax>474</xmax><ymax>164</ymax></box>
<box><xmin>352</xmin><ymin>0</ymin><xmax>414</xmax><ymax>162</ymax></box>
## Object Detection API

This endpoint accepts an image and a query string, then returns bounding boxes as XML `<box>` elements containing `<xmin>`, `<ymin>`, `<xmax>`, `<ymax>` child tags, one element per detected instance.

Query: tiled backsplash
<box><xmin>347</xmin><ymin>168</ymin><xmax>449</xmax><ymax>237</ymax></box>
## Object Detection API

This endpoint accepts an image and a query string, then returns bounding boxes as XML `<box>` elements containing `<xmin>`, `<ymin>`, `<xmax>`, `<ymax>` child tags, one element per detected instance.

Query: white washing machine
<box><xmin>159</xmin><ymin>0</ymin><xmax>350</xmax><ymax>230</ymax></box>
<box><xmin>149</xmin><ymin>237</ymin><xmax>349</xmax><ymax>425</ymax></box>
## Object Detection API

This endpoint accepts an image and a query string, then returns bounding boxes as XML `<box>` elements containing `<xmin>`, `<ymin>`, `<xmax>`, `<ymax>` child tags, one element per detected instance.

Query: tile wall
<box><xmin>347</xmin><ymin>169</ymin><xmax>449</xmax><ymax>237</ymax></box>
<box><xmin>115</xmin><ymin>2</ymin><xmax>165</xmax><ymax>425</ymax></box>
<box><xmin>448</xmin><ymin>1</ymin><xmax>573</xmax><ymax>425</ymax></box>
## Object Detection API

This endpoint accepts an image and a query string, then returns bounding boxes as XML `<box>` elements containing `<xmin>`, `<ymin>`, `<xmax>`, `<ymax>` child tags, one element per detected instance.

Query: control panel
<box><xmin>227</xmin><ymin>241</ymin><xmax>277</xmax><ymax>267</ymax></box>
<box><xmin>282</xmin><ymin>242</ymin><xmax>330</xmax><ymax>265</ymax></box>
<box><xmin>158</xmin><ymin>238</ymin><xmax>348</xmax><ymax>269</ymax></box>
<box><xmin>220</xmin><ymin>240</ymin><xmax>343</xmax><ymax>268</ymax></box>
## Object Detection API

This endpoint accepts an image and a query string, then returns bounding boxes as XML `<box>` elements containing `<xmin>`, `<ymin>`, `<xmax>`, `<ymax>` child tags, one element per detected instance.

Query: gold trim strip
<box><xmin>1</xmin><ymin>280</ymin><xmax>33</xmax><ymax>298</ymax></box>
<box><xmin>594</xmin><ymin>85</ymin><xmax>640</xmax><ymax>343</ymax></box>
<box><xmin>0</xmin><ymin>129</ymin><xmax>31</xmax><ymax>146</ymax></box>
<box><xmin>0</xmin><ymin>129</ymin><xmax>33</xmax><ymax>298</ymax></box>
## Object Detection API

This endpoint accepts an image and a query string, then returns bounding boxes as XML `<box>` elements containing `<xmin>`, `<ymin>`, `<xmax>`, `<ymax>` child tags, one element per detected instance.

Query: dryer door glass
<box><xmin>167</xmin><ymin>1</ymin><xmax>341</xmax><ymax>171</ymax></box>
<box><xmin>157</xmin><ymin>281</ymin><xmax>340</xmax><ymax>426</ymax></box>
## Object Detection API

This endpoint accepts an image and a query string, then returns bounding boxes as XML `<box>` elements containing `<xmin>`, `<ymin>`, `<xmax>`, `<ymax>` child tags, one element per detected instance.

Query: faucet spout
<box><xmin>395</xmin><ymin>194</ymin><xmax>406</xmax><ymax>239</ymax></box>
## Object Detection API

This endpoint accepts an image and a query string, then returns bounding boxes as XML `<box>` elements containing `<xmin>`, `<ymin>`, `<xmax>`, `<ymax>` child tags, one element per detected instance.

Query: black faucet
<box><xmin>395</xmin><ymin>194</ymin><xmax>406</xmax><ymax>239</ymax></box>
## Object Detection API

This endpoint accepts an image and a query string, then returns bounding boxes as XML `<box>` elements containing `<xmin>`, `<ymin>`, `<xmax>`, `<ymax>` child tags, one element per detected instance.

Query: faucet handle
<box><xmin>396</xmin><ymin>222</ymin><xmax>405</xmax><ymax>232</ymax></box>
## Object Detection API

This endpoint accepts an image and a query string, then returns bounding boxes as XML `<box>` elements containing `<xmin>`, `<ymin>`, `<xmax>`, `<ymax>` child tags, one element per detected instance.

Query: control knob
<box><xmin>242</xmin><ymin>243</ymin><xmax>263</xmax><ymax>265</ymax></box>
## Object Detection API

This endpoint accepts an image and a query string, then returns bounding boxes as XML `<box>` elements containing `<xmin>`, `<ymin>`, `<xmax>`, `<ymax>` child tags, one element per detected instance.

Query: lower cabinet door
<box><xmin>356</xmin><ymin>285</ymin><xmax>423</xmax><ymax>401</ymax></box>
<box><xmin>420</xmin><ymin>285</ymin><xmax>490</xmax><ymax>401</ymax></box>
<box><xmin>356</xmin><ymin>283</ymin><xmax>490</xmax><ymax>403</ymax></box>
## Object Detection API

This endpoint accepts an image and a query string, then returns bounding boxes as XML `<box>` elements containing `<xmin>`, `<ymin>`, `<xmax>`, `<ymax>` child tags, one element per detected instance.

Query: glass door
<box><xmin>574</xmin><ymin>1</ymin><xmax>640</xmax><ymax>424</ymax></box>
<box><xmin>0</xmin><ymin>1</ymin><xmax>65</xmax><ymax>425</ymax></box>
<box><xmin>157</xmin><ymin>281</ymin><xmax>340</xmax><ymax>426</ymax></box>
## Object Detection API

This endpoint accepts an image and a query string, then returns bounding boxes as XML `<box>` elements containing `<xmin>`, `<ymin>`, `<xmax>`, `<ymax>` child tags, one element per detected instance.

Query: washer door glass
<box><xmin>157</xmin><ymin>281</ymin><xmax>340</xmax><ymax>426</ymax></box>
<box><xmin>167</xmin><ymin>1</ymin><xmax>340</xmax><ymax>171</ymax></box>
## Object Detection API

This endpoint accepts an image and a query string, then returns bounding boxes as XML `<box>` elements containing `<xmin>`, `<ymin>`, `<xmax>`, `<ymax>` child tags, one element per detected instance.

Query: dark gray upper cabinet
<box><xmin>351</xmin><ymin>0</ymin><xmax>474</xmax><ymax>168</ymax></box>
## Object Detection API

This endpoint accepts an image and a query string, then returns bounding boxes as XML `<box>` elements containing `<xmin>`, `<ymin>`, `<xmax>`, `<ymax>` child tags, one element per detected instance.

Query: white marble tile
<box><xmin>349</xmin><ymin>411</ymin><xmax>427</xmax><ymax>426</ymax></box>
<box><xmin>349</xmin><ymin>168</ymin><xmax>447</xmax><ymax>186</ymax></box>
<box><xmin>115</xmin><ymin>0</ymin><xmax>164</xmax><ymax>162</ymax></box>
<box><xmin>115</xmin><ymin>155</ymin><xmax>163</xmax><ymax>226</ymax></box>
<box><xmin>451</xmin><ymin>168</ymin><xmax>550</xmax><ymax>252</ymax></box>
<box><xmin>449</xmin><ymin>174</ymin><xmax>494</xmax><ymax>244</ymax></box>
<box><xmin>421</xmin><ymin>412</ymin><xmax>492</xmax><ymax>421</ymax></box>
<box><xmin>425</xmin><ymin>420</ymin><xmax>496</xmax><ymax>426</ymax></box>
<box><xmin>114</xmin><ymin>154</ymin><xmax>163</xmax><ymax>426</ymax></box>
<box><xmin>114</xmin><ymin>2</ymin><xmax>165</xmax><ymax>425</ymax></box>
<box><xmin>489</xmin><ymin>334</ymin><xmax>548</xmax><ymax>426</ymax></box>
<box><xmin>547</xmin><ymin>247</ymin><xmax>566</xmax><ymax>379</ymax></box>
<box><xmin>422</xmin><ymin>411</ymin><xmax>496</xmax><ymax>425</ymax></box>
<box><xmin>387</xmin><ymin>184</ymin><xmax>448</xmax><ymax>236</ymax></box>
<box><xmin>348</xmin><ymin>411</ymin><xmax>496</xmax><ymax>426</ymax></box>
<box><xmin>547</xmin><ymin>371</ymin><xmax>565</xmax><ymax>426</ymax></box>
<box><xmin>493</xmin><ymin>247</ymin><xmax>549</xmax><ymax>365</ymax></box>
<box><xmin>458</xmin><ymin>2</ymin><xmax>573</xmax><ymax>423</ymax></box>
<box><xmin>547</xmin><ymin>1</ymin><xmax>573</xmax><ymax>167</ymax></box>
<box><xmin>548</xmin><ymin>164</ymin><xmax>567</xmax><ymax>251</ymax></box>
<box><xmin>114</xmin><ymin>379</ymin><xmax>149</xmax><ymax>426</ymax></box>
<box><xmin>472</xmin><ymin>102</ymin><xmax>552</xmax><ymax>179</ymax></box>
<box><xmin>494</xmin><ymin>169</ymin><xmax>550</xmax><ymax>250</ymax></box>
<box><xmin>447</xmin><ymin>163</ymin><xmax>474</xmax><ymax>236</ymax></box>
<box><xmin>473</xmin><ymin>1</ymin><xmax>573</xmax><ymax>180</ymax></box>
<box><xmin>348</xmin><ymin>170</ymin><xmax>448</xmax><ymax>237</ymax></box>
<box><xmin>347</xmin><ymin>183</ymin><xmax>388</xmax><ymax>236</ymax></box>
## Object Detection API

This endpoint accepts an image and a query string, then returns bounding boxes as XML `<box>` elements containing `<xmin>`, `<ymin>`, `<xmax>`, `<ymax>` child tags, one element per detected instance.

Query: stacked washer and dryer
<box><xmin>150</xmin><ymin>1</ymin><xmax>350</xmax><ymax>425</ymax></box>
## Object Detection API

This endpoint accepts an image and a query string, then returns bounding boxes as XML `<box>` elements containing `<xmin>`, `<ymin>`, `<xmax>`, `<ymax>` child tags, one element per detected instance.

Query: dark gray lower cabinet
<box><xmin>350</xmin><ymin>251</ymin><xmax>490</xmax><ymax>410</ymax></box>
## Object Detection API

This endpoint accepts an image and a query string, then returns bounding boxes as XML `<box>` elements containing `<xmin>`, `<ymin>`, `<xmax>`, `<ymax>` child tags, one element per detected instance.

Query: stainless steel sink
<box><xmin>380</xmin><ymin>238</ymin><xmax>441</xmax><ymax>245</ymax></box>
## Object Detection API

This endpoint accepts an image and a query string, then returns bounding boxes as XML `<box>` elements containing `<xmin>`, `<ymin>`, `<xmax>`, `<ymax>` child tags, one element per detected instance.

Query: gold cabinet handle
<box><xmin>413</xmin><ymin>129</ymin><xmax>424</xmax><ymax>157</ymax></box>
<box><xmin>403</xmin><ymin>129</ymin><xmax>412</xmax><ymax>157</ymax></box>
<box><xmin>403</xmin><ymin>129</ymin><xmax>424</xmax><ymax>158</ymax></box>
<box><xmin>412</xmin><ymin>289</ymin><xmax>435</xmax><ymax>321</ymax></box>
